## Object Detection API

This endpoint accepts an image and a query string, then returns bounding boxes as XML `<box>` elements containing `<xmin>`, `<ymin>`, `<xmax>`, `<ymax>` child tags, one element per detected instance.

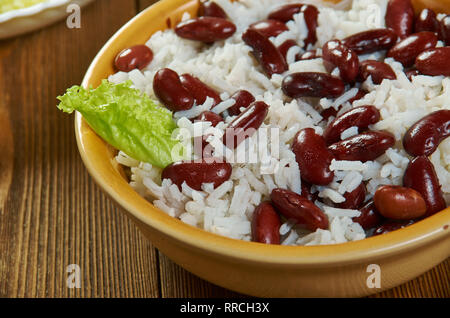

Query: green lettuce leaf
<box><xmin>57</xmin><ymin>80</ymin><xmax>183</xmax><ymax>168</ymax></box>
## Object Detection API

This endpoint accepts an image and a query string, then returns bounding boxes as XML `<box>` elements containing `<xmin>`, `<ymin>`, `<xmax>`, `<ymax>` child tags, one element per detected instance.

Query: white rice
<box><xmin>110</xmin><ymin>0</ymin><xmax>450</xmax><ymax>245</ymax></box>
<box><xmin>333</xmin><ymin>87</ymin><xmax>359</xmax><ymax>107</ymax></box>
<box><xmin>340</xmin><ymin>126</ymin><xmax>359</xmax><ymax>140</ymax></box>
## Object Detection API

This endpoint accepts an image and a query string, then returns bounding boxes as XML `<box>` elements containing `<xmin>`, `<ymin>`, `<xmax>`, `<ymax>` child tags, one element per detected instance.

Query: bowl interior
<box><xmin>76</xmin><ymin>0</ymin><xmax>450</xmax><ymax>265</ymax></box>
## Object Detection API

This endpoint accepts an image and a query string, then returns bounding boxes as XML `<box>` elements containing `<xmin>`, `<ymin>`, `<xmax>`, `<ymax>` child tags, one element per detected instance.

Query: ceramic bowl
<box><xmin>74</xmin><ymin>0</ymin><xmax>450</xmax><ymax>297</ymax></box>
<box><xmin>0</xmin><ymin>0</ymin><xmax>94</xmax><ymax>39</ymax></box>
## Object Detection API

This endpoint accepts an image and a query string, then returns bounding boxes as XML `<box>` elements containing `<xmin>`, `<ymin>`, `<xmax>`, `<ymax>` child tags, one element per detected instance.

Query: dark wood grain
<box><xmin>138</xmin><ymin>0</ymin><xmax>162</xmax><ymax>11</ymax></box>
<box><xmin>0</xmin><ymin>0</ymin><xmax>160</xmax><ymax>298</ymax></box>
<box><xmin>0</xmin><ymin>0</ymin><xmax>448</xmax><ymax>298</ymax></box>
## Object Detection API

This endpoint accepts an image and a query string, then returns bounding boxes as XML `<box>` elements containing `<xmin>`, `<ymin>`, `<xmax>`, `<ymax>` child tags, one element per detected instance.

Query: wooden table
<box><xmin>0</xmin><ymin>0</ymin><xmax>448</xmax><ymax>298</ymax></box>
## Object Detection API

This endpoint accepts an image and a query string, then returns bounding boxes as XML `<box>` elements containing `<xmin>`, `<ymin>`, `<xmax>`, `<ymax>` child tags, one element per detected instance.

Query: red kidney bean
<box><xmin>282</xmin><ymin>72</ymin><xmax>345</xmax><ymax>98</ymax></box>
<box><xmin>299</xmin><ymin>5</ymin><xmax>319</xmax><ymax>48</ymax></box>
<box><xmin>270</xmin><ymin>188</ymin><xmax>329</xmax><ymax>231</ymax></box>
<box><xmin>322</xmin><ymin>40</ymin><xmax>359</xmax><ymax>83</ymax></box>
<box><xmin>179</xmin><ymin>74</ymin><xmax>221</xmax><ymax>106</ymax></box>
<box><xmin>352</xmin><ymin>201</ymin><xmax>384</xmax><ymax>230</ymax></box>
<box><xmin>342</xmin><ymin>29</ymin><xmax>398</xmax><ymax>55</ymax></box>
<box><xmin>114</xmin><ymin>45</ymin><xmax>153</xmax><ymax>72</ymax></box>
<box><xmin>242</xmin><ymin>28</ymin><xmax>288</xmax><ymax>76</ymax></box>
<box><xmin>301</xmin><ymin>181</ymin><xmax>318</xmax><ymax>202</ymax></box>
<box><xmin>175</xmin><ymin>17</ymin><xmax>236</xmax><ymax>43</ymax></box>
<box><xmin>403</xmin><ymin>110</ymin><xmax>450</xmax><ymax>156</ymax></box>
<box><xmin>372</xmin><ymin>219</ymin><xmax>415</xmax><ymax>236</ymax></box>
<box><xmin>192</xmin><ymin>115</ymin><xmax>215</xmax><ymax>159</ymax></box>
<box><xmin>338</xmin><ymin>183</ymin><xmax>367</xmax><ymax>209</ymax></box>
<box><xmin>251</xmin><ymin>202</ymin><xmax>281</xmax><ymax>244</ymax></box>
<box><xmin>323</xmin><ymin>105</ymin><xmax>381</xmax><ymax>145</ymax></box>
<box><xmin>324</xmin><ymin>90</ymin><xmax>367</xmax><ymax>117</ymax></box>
<box><xmin>387</xmin><ymin>31</ymin><xmax>438</xmax><ymax>66</ymax></box>
<box><xmin>415</xmin><ymin>47</ymin><xmax>450</xmax><ymax>77</ymax></box>
<box><xmin>268</xmin><ymin>3</ymin><xmax>305</xmax><ymax>22</ymax></box>
<box><xmin>161</xmin><ymin>158</ymin><xmax>232</xmax><ymax>191</ymax></box>
<box><xmin>405</xmin><ymin>68</ymin><xmax>420</xmax><ymax>80</ymax></box>
<box><xmin>292</xmin><ymin>128</ymin><xmax>335</xmax><ymax>185</ymax></box>
<box><xmin>374</xmin><ymin>185</ymin><xmax>427</xmax><ymax>220</ymax></box>
<box><xmin>195</xmin><ymin>111</ymin><xmax>223</xmax><ymax>127</ymax></box>
<box><xmin>403</xmin><ymin>156</ymin><xmax>447</xmax><ymax>216</ymax></box>
<box><xmin>227</xmin><ymin>90</ymin><xmax>255</xmax><ymax>116</ymax></box>
<box><xmin>328</xmin><ymin>131</ymin><xmax>395</xmax><ymax>162</ymax></box>
<box><xmin>278</xmin><ymin>45</ymin><xmax>319</xmax><ymax>62</ymax></box>
<box><xmin>193</xmin><ymin>133</ymin><xmax>217</xmax><ymax>159</ymax></box>
<box><xmin>321</xmin><ymin>89</ymin><xmax>369</xmax><ymax>122</ymax></box>
<box><xmin>223</xmin><ymin>101</ymin><xmax>269</xmax><ymax>149</ymax></box>
<box><xmin>269</xmin><ymin>4</ymin><xmax>319</xmax><ymax>47</ymax></box>
<box><xmin>193</xmin><ymin>135</ymin><xmax>214</xmax><ymax>159</ymax></box>
<box><xmin>346</xmin><ymin>89</ymin><xmax>367</xmax><ymax>105</ymax></box>
<box><xmin>385</xmin><ymin>0</ymin><xmax>415</xmax><ymax>38</ymax></box>
<box><xmin>277</xmin><ymin>39</ymin><xmax>299</xmax><ymax>60</ymax></box>
<box><xmin>415</xmin><ymin>8</ymin><xmax>439</xmax><ymax>33</ymax></box>
<box><xmin>438</xmin><ymin>15</ymin><xmax>450</xmax><ymax>45</ymax></box>
<box><xmin>299</xmin><ymin>49</ymin><xmax>321</xmax><ymax>60</ymax></box>
<box><xmin>198</xmin><ymin>0</ymin><xmax>227</xmax><ymax>19</ymax></box>
<box><xmin>279</xmin><ymin>47</ymin><xmax>321</xmax><ymax>63</ymax></box>
<box><xmin>321</xmin><ymin>107</ymin><xmax>339</xmax><ymax>122</ymax></box>
<box><xmin>249</xmin><ymin>19</ymin><xmax>289</xmax><ymax>38</ymax></box>
<box><xmin>153</xmin><ymin>68</ymin><xmax>194</xmax><ymax>111</ymax></box>
<box><xmin>358</xmin><ymin>60</ymin><xmax>397</xmax><ymax>84</ymax></box>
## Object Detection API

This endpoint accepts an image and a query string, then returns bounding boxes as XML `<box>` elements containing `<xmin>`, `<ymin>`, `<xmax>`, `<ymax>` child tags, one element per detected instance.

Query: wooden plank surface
<box><xmin>0</xmin><ymin>0</ymin><xmax>448</xmax><ymax>298</ymax></box>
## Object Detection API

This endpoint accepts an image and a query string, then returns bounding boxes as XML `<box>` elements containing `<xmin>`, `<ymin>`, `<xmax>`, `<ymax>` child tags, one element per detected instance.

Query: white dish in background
<box><xmin>0</xmin><ymin>0</ymin><xmax>94</xmax><ymax>39</ymax></box>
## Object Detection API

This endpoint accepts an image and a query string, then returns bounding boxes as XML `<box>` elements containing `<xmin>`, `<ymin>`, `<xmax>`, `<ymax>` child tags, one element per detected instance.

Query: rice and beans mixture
<box><xmin>109</xmin><ymin>0</ymin><xmax>450</xmax><ymax>245</ymax></box>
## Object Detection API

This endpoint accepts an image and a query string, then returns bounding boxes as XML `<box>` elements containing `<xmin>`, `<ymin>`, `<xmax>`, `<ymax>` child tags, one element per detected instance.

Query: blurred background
<box><xmin>0</xmin><ymin>0</ymin><xmax>448</xmax><ymax>297</ymax></box>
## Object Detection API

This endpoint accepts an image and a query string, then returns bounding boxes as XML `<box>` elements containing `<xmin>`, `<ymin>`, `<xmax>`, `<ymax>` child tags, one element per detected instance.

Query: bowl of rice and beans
<box><xmin>69</xmin><ymin>0</ymin><xmax>450</xmax><ymax>297</ymax></box>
